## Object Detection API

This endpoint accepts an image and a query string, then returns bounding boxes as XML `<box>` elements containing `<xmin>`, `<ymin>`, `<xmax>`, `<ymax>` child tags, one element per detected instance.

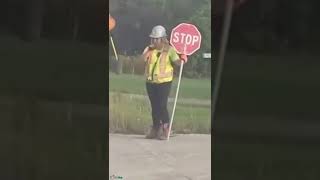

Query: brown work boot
<box><xmin>157</xmin><ymin>123</ymin><xmax>170</xmax><ymax>140</ymax></box>
<box><xmin>145</xmin><ymin>126</ymin><xmax>158</xmax><ymax>139</ymax></box>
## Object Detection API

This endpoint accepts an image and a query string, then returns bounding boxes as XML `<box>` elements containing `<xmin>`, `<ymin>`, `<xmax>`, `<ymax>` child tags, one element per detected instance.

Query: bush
<box><xmin>109</xmin><ymin>54</ymin><xmax>145</xmax><ymax>75</ymax></box>
<box><xmin>109</xmin><ymin>54</ymin><xmax>211</xmax><ymax>78</ymax></box>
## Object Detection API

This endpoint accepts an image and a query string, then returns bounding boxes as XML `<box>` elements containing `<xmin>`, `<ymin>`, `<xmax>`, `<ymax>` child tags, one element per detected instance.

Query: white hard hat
<box><xmin>149</xmin><ymin>25</ymin><xmax>167</xmax><ymax>38</ymax></box>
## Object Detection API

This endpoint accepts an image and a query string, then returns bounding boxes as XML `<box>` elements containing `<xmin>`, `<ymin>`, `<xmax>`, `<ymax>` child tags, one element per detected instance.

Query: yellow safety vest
<box><xmin>145</xmin><ymin>46</ymin><xmax>177</xmax><ymax>83</ymax></box>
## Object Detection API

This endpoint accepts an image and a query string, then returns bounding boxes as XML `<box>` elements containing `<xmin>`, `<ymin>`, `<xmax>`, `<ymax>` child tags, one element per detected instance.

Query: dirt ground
<box><xmin>109</xmin><ymin>134</ymin><xmax>211</xmax><ymax>180</ymax></box>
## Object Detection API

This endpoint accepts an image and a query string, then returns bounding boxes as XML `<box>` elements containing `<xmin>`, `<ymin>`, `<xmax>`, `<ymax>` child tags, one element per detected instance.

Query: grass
<box><xmin>109</xmin><ymin>52</ymin><xmax>320</xmax><ymax>121</ymax></box>
<box><xmin>109</xmin><ymin>73</ymin><xmax>211</xmax><ymax>134</ymax></box>
<box><xmin>109</xmin><ymin>73</ymin><xmax>211</xmax><ymax>100</ymax></box>
<box><xmin>109</xmin><ymin>72</ymin><xmax>211</xmax><ymax>134</ymax></box>
<box><xmin>108</xmin><ymin>52</ymin><xmax>320</xmax><ymax>134</ymax></box>
<box><xmin>109</xmin><ymin>92</ymin><xmax>211</xmax><ymax>134</ymax></box>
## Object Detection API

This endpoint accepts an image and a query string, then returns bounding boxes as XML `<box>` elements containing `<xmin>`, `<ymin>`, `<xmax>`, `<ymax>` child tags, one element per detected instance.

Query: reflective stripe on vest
<box><xmin>145</xmin><ymin>48</ymin><xmax>174</xmax><ymax>83</ymax></box>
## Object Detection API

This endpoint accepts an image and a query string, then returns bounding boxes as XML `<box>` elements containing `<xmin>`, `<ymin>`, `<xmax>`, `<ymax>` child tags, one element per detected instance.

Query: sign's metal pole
<box><xmin>212</xmin><ymin>0</ymin><xmax>234</xmax><ymax>124</ymax></box>
<box><xmin>167</xmin><ymin>61</ymin><xmax>184</xmax><ymax>140</ymax></box>
<box><xmin>167</xmin><ymin>43</ymin><xmax>187</xmax><ymax>141</ymax></box>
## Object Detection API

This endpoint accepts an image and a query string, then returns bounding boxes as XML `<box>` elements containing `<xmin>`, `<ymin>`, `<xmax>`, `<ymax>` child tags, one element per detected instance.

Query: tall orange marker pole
<box><xmin>109</xmin><ymin>14</ymin><xmax>118</xmax><ymax>61</ymax></box>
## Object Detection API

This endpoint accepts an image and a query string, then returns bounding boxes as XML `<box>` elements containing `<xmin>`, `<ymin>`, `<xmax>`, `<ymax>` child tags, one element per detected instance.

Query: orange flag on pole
<box><xmin>108</xmin><ymin>14</ymin><xmax>118</xmax><ymax>60</ymax></box>
<box><xmin>109</xmin><ymin>14</ymin><xmax>116</xmax><ymax>31</ymax></box>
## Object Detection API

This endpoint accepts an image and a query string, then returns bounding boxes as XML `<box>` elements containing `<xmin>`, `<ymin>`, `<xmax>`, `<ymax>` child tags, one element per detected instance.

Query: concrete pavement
<box><xmin>109</xmin><ymin>134</ymin><xmax>211</xmax><ymax>180</ymax></box>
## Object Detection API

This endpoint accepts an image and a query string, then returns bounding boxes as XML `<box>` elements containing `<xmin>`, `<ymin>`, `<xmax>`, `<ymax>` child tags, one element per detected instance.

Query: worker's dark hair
<box><xmin>161</xmin><ymin>37</ymin><xmax>169</xmax><ymax>44</ymax></box>
<box><xmin>161</xmin><ymin>38</ymin><xmax>170</xmax><ymax>52</ymax></box>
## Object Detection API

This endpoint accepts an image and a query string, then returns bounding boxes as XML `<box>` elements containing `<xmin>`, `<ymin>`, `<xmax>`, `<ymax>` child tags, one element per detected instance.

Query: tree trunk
<box><xmin>116</xmin><ymin>58</ymin><xmax>123</xmax><ymax>75</ymax></box>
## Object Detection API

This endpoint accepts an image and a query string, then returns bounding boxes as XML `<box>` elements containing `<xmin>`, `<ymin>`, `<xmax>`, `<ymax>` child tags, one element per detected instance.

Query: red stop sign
<box><xmin>170</xmin><ymin>23</ymin><xmax>202</xmax><ymax>56</ymax></box>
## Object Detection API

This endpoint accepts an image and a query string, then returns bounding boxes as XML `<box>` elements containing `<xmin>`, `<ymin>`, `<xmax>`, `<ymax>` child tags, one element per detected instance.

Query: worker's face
<box><xmin>151</xmin><ymin>38</ymin><xmax>162</xmax><ymax>49</ymax></box>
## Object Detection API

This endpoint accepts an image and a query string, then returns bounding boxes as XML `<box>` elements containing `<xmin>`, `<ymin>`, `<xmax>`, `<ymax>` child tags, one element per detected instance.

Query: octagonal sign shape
<box><xmin>170</xmin><ymin>23</ymin><xmax>202</xmax><ymax>56</ymax></box>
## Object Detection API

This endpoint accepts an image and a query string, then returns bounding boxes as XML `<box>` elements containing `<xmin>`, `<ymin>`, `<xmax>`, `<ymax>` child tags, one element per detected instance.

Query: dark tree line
<box><xmin>109</xmin><ymin>0</ymin><xmax>212</xmax><ymax>78</ymax></box>
<box><xmin>109</xmin><ymin>0</ymin><xmax>211</xmax><ymax>55</ymax></box>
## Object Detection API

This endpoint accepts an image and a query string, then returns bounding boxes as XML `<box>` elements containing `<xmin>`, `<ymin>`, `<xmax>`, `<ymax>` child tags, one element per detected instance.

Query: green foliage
<box><xmin>189</xmin><ymin>0</ymin><xmax>211</xmax><ymax>51</ymax></box>
<box><xmin>184</xmin><ymin>0</ymin><xmax>211</xmax><ymax>78</ymax></box>
<box><xmin>109</xmin><ymin>0</ymin><xmax>212</xmax><ymax>78</ymax></box>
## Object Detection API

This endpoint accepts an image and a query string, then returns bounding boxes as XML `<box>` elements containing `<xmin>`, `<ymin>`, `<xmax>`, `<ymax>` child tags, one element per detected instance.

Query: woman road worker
<box><xmin>142</xmin><ymin>25</ymin><xmax>187</xmax><ymax>140</ymax></box>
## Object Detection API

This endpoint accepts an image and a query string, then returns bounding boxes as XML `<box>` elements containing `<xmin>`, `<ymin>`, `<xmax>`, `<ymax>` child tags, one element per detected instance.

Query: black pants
<box><xmin>146</xmin><ymin>81</ymin><xmax>172</xmax><ymax>128</ymax></box>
